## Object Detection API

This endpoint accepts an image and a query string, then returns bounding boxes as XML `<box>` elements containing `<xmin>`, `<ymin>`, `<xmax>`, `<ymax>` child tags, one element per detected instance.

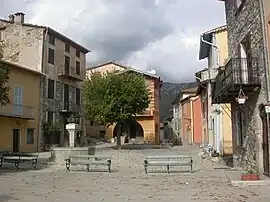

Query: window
<box><xmin>76</xmin><ymin>88</ymin><xmax>81</xmax><ymax>105</ymax></box>
<box><xmin>238</xmin><ymin>33</ymin><xmax>251</xmax><ymax>84</ymax></box>
<box><xmin>48</xmin><ymin>48</ymin><xmax>55</xmax><ymax>65</ymax></box>
<box><xmin>76</xmin><ymin>49</ymin><xmax>80</xmax><ymax>58</ymax></box>
<box><xmin>48</xmin><ymin>35</ymin><xmax>55</xmax><ymax>45</ymax></box>
<box><xmin>48</xmin><ymin>79</ymin><xmax>55</xmax><ymax>99</ymax></box>
<box><xmin>76</xmin><ymin>61</ymin><xmax>80</xmax><ymax>75</ymax></box>
<box><xmin>65</xmin><ymin>56</ymin><xmax>70</xmax><ymax>71</ymax></box>
<box><xmin>65</xmin><ymin>43</ymin><xmax>70</xmax><ymax>52</ymax></box>
<box><xmin>13</xmin><ymin>86</ymin><xmax>23</xmax><ymax>115</ymax></box>
<box><xmin>26</xmin><ymin>128</ymin><xmax>34</xmax><ymax>144</ymax></box>
<box><xmin>47</xmin><ymin>111</ymin><xmax>54</xmax><ymax>124</ymax></box>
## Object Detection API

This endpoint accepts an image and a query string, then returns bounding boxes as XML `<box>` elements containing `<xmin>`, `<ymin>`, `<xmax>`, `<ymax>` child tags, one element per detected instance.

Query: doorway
<box><xmin>260</xmin><ymin>105</ymin><xmax>270</xmax><ymax>176</ymax></box>
<box><xmin>13</xmin><ymin>129</ymin><xmax>20</xmax><ymax>153</ymax></box>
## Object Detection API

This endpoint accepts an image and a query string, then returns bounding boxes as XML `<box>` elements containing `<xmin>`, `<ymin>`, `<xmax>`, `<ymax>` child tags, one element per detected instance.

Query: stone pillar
<box><xmin>66</xmin><ymin>123</ymin><xmax>79</xmax><ymax>147</ymax></box>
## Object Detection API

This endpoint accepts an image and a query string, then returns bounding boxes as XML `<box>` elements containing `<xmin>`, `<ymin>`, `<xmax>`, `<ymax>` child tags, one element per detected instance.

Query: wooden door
<box><xmin>262</xmin><ymin>115</ymin><xmax>269</xmax><ymax>176</ymax></box>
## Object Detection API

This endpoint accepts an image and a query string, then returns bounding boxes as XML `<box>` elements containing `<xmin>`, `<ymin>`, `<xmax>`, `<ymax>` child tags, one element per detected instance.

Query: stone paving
<box><xmin>0</xmin><ymin>146</ymin><xmax>270</xmax><ymax>202</ymax></box>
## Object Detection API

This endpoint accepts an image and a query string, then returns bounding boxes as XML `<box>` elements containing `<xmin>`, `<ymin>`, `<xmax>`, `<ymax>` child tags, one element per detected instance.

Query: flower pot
<box><xmin>241</xmin><ymin>174</ymin><xmax>260</xmax><ymax>181</ymax></box>
<box><xmin>237</xmin><ymin>98</ymin><xmax>246</xmax><ymax>104</ymax></box>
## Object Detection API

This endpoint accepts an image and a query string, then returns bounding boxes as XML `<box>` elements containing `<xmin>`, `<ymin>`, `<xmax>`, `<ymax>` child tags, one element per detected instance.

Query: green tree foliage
<box><xmin>0</xmin><ymin>41</ymin><xmax>10</xmax><ymax>105</ymax></box>
<box><xmin>83</xmin><ymin>70</ymin><xmax>150</xmax><ymax>148</ymax></box>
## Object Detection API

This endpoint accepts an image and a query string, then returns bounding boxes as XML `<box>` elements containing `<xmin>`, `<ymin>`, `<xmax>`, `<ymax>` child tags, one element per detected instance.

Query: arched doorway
<box><xmin>113</xmin><ymin>119</ymin><xmax>144</xmax><ymax>139</ymax></box>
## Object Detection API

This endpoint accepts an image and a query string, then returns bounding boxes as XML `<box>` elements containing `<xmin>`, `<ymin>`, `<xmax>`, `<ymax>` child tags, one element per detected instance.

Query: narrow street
<box><xmin>0</xmin><ymin>146</ymin><xmax>269</xmax><ymax>202</ymax></box>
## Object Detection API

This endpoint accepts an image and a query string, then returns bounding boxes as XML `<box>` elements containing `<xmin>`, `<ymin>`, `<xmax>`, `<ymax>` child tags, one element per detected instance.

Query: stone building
<box><xmin>213</xmin><ymin>0</ymin><xmax>269</xmax><ymax>175</ymax></box>
<box><xmin>0</xmin><ymin>12</ymin><xmax>90</xmax><ymax>150</ymax></box>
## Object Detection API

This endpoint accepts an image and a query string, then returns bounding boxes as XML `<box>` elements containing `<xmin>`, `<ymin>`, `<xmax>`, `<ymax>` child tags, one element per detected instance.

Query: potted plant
<box><xmin>241</xmin><ymin>169</ymin><xmax>260</xmax><ymax>181</ymax></box>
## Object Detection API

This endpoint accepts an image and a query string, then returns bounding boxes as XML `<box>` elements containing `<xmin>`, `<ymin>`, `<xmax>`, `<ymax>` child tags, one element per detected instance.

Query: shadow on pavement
<box><xmin>0</xmin><ymin>194</ymin><xmax>17</xmax><ymax>202</ymax></box>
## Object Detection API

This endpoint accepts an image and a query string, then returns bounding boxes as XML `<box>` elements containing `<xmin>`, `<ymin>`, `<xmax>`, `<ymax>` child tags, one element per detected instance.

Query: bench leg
<box><xmin>167</xmin><ymin>165</ymin><xmax>170</xmax><ymax>174</ymax></box>
<box><xmin>15</xmin><ymin>162</ymin><xmax>19</xmax><ymax>170</ymax></box>
<box><xmin>32</xmin><ymin>159</ymin><xmax>37</xmax><ymax>170</ymax></box>
<box><xmin>86</xmin><ymin>164</ymin><xmax>90</xmax><ymax>172</ymax></box>
<box><xmin>66</xmin><ymin>163</ymin><xmax>70</xmax><ymax>172</ymax></box>
<box><xmin>108</xmin><ymin>160</ymin><xmax>111</xmax><ymax>173</ymax></box>
<box><xmin>0</xmin><ymin>160</ymin><xmax>2</xmax><ymax>169</ymax></box>
<box><xmin>190</xmin><ymin>159</ymin><xmax>193</xmax><ymax>173</ymax></box>
<box><xmin>144</xmin><ymin>160</ymin><xmax>148</xmax><ymax>174</ymax></box>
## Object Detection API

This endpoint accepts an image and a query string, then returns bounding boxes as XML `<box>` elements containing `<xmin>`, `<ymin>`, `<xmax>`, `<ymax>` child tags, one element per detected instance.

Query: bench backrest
<box><xmin>69</xmin><ymin>155</ymin><xmax>112</xmax><ymax>161</ymax></box>
<box><xmin>145</xmin><ymin>156</ymin><xmax>192</xmax><ymax>161</ymax></box>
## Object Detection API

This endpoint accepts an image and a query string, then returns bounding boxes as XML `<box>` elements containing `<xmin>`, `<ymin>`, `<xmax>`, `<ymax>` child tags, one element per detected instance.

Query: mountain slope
<box><xmin>159</xmin><ymin>81</ymin><xmax>197</xmax><ymax>121</ymax></box>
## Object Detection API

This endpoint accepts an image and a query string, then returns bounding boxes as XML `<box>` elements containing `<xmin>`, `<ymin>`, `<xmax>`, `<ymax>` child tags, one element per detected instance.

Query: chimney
<box><xmin>8</xmin><ymin>14</ymin><xmax>14</xmax><ymax>22</ymax></box>
<box><xmin>13</xmin><ymin>12</ymin><xmax>25</xmax><ymax>24</ymax></box>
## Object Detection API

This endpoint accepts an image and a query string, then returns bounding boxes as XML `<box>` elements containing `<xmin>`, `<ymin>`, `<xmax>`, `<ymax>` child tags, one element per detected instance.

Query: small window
<box><xmin>65</xmin><ymin>43</ymin><xmax>70</xmax><ymax>52</ymax></box>
<box><xmin>48</xmin><ymin>48</ymin><xmax>55</xmax><ymax>65</ymax></box>
<box><xmin>48</xmin><ymin>79</ymin><xmax>55</xmax><ymax>99</ymax></box>
<box><xmin>48</xmin><ymin>35</ymin><xmax>55</xmax><ymax>45</ymax></box>
<box><xmin>76</xmin><ymin>88</ymin><xmax>81</xmax><ymax>105</ymax></box>
<box><xmin>47</xmin><ymin>111</ymin><xmax>54</xmax><ymax>124</ymax></box>
<box><xmin>26</xmin><ymin>128</ymin><xmax>34</xmax><ymax>144</ymax></box>
<box><xmin>76</xmin><ymin>61</ymin><xmax>80</xmax><ymax>75</ymax></box>
<box><xmin>76</xmin><ymin>49</ymin><xmax>80</xmax><ymax>58</ymax></box>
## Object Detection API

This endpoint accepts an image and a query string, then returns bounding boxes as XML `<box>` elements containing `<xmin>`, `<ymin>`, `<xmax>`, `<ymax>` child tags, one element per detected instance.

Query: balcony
<box><xmin>0</xmin><ymin>104</ymin><xmax>34</xmax><ymax>119</ymax></box>
<box><xmin>137</xmin><ymin>109</ymin><xmax>153</xmax><ymax>116</ymax></box>
<box><xmin>58</xmin><ymin>65</ymin><xmax>83</xmax><ymax>82</ymax></box>
<box><xmin>59</xmin><ymin>102</ymin><xmax>82</xmax><ymax>114</ymax></box>
<box><xmin>212</xmin><ymin>58</ymin><xmax>261</xmax><ymax>104</ymax></box>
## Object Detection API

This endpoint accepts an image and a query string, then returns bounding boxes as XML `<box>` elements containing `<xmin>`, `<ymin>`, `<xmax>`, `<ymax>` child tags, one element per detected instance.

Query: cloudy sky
<box><xmin>1</xmin><ymin>0</ymin><xmax>225</xmax><ymax>83</ymax></box>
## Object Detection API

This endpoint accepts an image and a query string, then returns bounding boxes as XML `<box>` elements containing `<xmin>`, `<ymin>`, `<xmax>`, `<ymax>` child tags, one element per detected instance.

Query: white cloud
<box><xmin>0</xmin><ymin>0</ymin><xmax>226</xmax><ymax>82</ymax></box>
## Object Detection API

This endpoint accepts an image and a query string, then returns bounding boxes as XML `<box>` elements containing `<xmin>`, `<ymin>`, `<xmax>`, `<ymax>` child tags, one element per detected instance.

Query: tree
<box><xmin>0</xmin><ymin>40</ymin><xmax>10</xmax><ymax>105</ymax></box>
<box><xmin>83</xmin><ymin>70</ymin><xmax>150</xmax><ymax>148</ymax></box>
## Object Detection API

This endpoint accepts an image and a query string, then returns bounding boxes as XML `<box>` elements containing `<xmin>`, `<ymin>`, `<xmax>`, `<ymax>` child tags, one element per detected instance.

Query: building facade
<box><xmin>0</xmin><ymin>59</ymin><xmax>43</xmax><ymax>152</ymax></box>
<box><xmin>85</xmin><ymin>61</ymin><xmax>162</xmax><ymax>144</ymax></box>
<box><xmin>197</xmin><ymin>25</ymin><xmax>233</xmax><ymax>156</ymax></box>
<box><xmin>179</xmin><ymin>87</ymin><xmax>197</xmax><ymax>145</ymax></box>
<box><xmin>0</xmin><ymin>12</ymin><xmax>90</xmax><ymax>150</ymax></box>
<box><xmin>213</xmin><ymin>0</ymin><xmax>268</xmax><ymax>174</ymax></box>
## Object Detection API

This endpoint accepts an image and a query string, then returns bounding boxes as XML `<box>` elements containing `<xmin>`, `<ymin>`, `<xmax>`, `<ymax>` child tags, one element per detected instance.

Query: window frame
<box><xmin>76</xmin><ymin>61</ymin><xmax>80</xmax><ymax>75</ymax></box>
<box><xmin>26</xmin><ymin>128</ymin><xmax>35</xmax><ymax>144</ymax></box>
<box><xmin>47</xmin><ymin>79</ymin><xmax>55</xmax><ymax>99</ymax></box>
<box><xmin>76</xmin><ymin>49</ymin><xmax>80</xmax><ymax>58</ymax></box>
<box><xmin>48</xmin><ymin>48</ymin><xmax>55</xmax><ymax>65</ymax></box>
<box><xmin>76</xmin><ymin>88</ymin><xmax>81</xmax><ymax>105</ymax></box>
<box><xmin>65</xmin><ymin>43</ymin><xmax>70</xmax><ymax>53</ymax></box>
<box><xmin>48</xmin><ymin>35</ymin><xmax>55</xmax><ymax>45</ymax></box>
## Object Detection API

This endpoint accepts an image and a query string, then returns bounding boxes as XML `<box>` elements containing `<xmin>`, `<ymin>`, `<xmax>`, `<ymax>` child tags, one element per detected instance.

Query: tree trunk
<box><xmin>116</xmin><ymin>121</ymin><xmax>122</xmax><ymax>150</ymax></box>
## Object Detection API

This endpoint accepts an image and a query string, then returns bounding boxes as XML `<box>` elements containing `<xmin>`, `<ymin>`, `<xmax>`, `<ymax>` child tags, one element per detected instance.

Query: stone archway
<box><xmin>113</xmin><ymin>119</ymin><xmax>144</xmax><ymax>140</ymax></box>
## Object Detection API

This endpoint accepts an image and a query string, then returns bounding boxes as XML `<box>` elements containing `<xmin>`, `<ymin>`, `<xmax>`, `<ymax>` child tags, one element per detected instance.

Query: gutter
<box><xmin>200</xmin><ymin>34</ymin><xmax>220</xmax><ymax>67</ymax></box>
<box><xmin>259</xmin><ymin>0</ymin><xmax>270</xmax><ymax>101</ymax></box>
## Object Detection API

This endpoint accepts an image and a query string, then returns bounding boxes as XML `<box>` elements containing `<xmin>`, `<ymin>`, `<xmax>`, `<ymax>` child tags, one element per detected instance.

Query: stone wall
<box><xmin>224</xmin><ymin>0</ymin><xmax>267</xmax><ymax>172</ymax></box>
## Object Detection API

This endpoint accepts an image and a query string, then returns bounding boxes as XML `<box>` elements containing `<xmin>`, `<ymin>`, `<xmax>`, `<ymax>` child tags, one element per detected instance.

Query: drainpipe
<box><xmin>200</xmin><ymin>33</ymin><xmax>221</xmax><ymax>153</ymax></box>
<box><xmin>200</xmin><ymin>34</ymin><xmax>220</xmax><ymax>67</ymax></box>
<box><xmin>259</xmin><ymin>0</ymin><xmax>270</xmax><ymax>101</ymax></box>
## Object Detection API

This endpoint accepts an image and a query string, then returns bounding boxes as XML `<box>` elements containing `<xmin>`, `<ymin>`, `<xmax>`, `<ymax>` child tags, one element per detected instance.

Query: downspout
<box><xmin>200</xmin><ymin>33</ymin><xmax>221</xmax><ymax>151</ymax></box>
<box><xmin>259</xmin><ymin>0</ymin><xmax>270</xmax><ymax>101</ymax></box>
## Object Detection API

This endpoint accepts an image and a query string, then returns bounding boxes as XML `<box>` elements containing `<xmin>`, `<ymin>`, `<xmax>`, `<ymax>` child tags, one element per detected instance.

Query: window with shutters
<box><xmin>238</xmin><ymin>33</ymin><xmax>251</xmax><ymax>84</ymax></box>
<box><xmin>48</xmin><ymin>48</ymin><xmax>55</xmax><ymax>65</ymax></box>
<box><xmin>76</xmin><ymin>61</ymin><xmax>80</xmax><ymax>75</ymax></box>
<box><xmin>13</xmin><ymin>86</ymin><xmax>23</xmax><ymax>115</ymax></box>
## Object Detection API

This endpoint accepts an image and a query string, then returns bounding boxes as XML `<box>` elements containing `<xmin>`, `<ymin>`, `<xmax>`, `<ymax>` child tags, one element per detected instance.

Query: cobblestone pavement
<box><xmin>0</xmin><ymin>146</ymin><xmax>270</xmax><ymax>202</ymax></box>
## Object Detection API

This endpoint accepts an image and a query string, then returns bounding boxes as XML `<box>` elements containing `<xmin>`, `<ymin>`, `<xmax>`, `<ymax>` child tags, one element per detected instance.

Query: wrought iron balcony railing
<box><xmin>58</xmin><ymin>65</ymin><xmax>84</xmax><ymax>81</ymax></box>
<box><xmin>212</xmin><ymin>58</ymin><xmax>261</xmax><ymax>103</ymax></box>
<box><xmin>0</xmin><ymin>104</ymin><xmax>35</xmax><ymax>119</ymax></box>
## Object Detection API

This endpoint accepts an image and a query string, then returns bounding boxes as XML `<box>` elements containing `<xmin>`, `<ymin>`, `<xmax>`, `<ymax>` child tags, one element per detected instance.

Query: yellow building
<box><xmin>0</xmin><ymin>59</ymin><xmax>43</xmax><ymax>152</ymax></box>
<box><xmin>197</xmin><ymin>25</ymin><xmax>233</xmax><ymax>156</ymax></box>
<box><xmin>86</xmin><ymin>61</ymin><xmax>162</xmax><ymax>144</ymax></box>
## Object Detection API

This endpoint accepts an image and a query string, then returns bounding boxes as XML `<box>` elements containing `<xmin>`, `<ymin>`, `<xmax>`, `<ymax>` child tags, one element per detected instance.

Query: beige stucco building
<box><xmin>0</xmin><ymin>12</ymin><xmax>90</xmax><ymax>150</ymax></box>
<box><xmin>86</xmin><ymin>61</ymin><xmax>162</xmax><ymax>144</ymax></box>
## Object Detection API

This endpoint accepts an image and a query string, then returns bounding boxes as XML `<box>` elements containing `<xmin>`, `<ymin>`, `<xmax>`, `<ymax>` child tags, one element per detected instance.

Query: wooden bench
<box><xmin>143</xmin><ymin>155</ymin><xmax>193</xmax><ymax>174</ymax></box>
<box><xmin>65</xmin><ymin>155</ymin><xmax>112</xmax><ymax>172</ymax></box>
<box><xmin>0</xmin><ymin>152</ymin><xmax>38</xmax><ymax>170</ymax></box>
